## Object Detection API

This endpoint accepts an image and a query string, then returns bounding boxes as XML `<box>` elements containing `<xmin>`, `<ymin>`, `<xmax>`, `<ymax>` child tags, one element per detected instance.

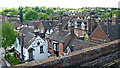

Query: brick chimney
<box><xmin>59</xmin><ymin>15</ymin><xmax>62</xmax><ymax>23</ymax></box>
<box><xmin>50</xmin><ymin>18</ymin><xmax>53</xmax><ymax>23</ymax></box>
<box><xmin>58</xmin><ymin>23</ymin><xmax>62</xmax><ymax>31</ymax></box>
<box><xmin>69</xmin><ymin>24</ymin><xmax>74</xmax><ymax>38</ymax></box>
<box><xmin>87</xmin><ymin>16</ymin><xmax>91</xmax><ymax>34</ymax></box>
<box><xmin>98</xmin><ymin>17</ymin><xmax>101</xmax><ymax>24</ymax></box>
<box><xmin>21</xmin><ymin>34</ymin><xmax>24</xmax><ymax>62</ymax></box>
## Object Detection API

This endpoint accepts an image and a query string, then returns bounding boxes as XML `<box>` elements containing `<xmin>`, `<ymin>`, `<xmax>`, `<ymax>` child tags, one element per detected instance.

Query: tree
<box><xmin>59</xmin><ymin>11</ymin><xmax>63</xmax><ymax>15</ymax></box>
<box><xmin>38</xmin><ymin>13</ymin><xmax>44</xmax><ymax>19</ymax></box>
<box><xmin>25</xmin><ymin>10</ymin><xmax>38</xmax><ymax>21</ymax></box>
<box><xmin>19</xmin><ymin>7</ymin><xmax>23</xmax><ymax>23</ymax></box>
<box><xmin>1</xmin><ymin>21</ymin><xmax>17</xmax><ymax>56</ymax></box>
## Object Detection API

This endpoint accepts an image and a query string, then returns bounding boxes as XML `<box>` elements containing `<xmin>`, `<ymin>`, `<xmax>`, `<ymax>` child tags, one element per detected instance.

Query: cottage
<box><xmin>67</xmin><ymin>15</ymin><xmax>98</xmax><ymax>39</ymax></box>
<box><xmin>38</xmin><ymin>19</ymin><xmax>58</xmax><ymax>38</ymax></box>
<box><xmin>90</xmin><ymin>24</ymin><xmax>120</xmax><ymax>44</ymax></box>
<box><xmin>14</xmin><ymin>32</ymin><xmax>48</xmax><ymax>62</ymax></box>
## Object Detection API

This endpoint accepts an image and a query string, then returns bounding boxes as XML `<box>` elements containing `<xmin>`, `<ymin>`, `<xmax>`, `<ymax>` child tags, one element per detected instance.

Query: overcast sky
<box><xmin>0</xmin><ymin>0</ymin><xmax>119</xmax><ymax>8</ymax></box>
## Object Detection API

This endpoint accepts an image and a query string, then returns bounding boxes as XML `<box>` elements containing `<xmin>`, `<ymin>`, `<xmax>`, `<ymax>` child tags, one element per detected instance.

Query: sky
<box><xmin>0</xmin><ymin>0</ymin><xmax>119</xmax><ymax>8</ymax></box>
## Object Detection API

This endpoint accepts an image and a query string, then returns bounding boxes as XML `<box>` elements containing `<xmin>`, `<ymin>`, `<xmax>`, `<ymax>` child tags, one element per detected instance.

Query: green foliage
<box><xmin>59</xmin><ymin>11</ymin><xmax>63</xmax><ymax>15</ymax></box>
<box><xmin>101</xmin><ymin>12</ymin><xmax>112</xmax><ymax>18</ymax></box>
<box><xmin>10</xmin><ymin>17</ymin><xmax>17</xmax><ymax>20</ymax></box>
<box><xmin>63</xmin><ymin>14</ymin><xmax>68</xmax><ymax>16</ymax></box>
<box><xmin>96</xmin><ymin>13</ymin><xmax>101</xmax><ymax>15</ymax></box>
<box><xmin>19</xmin><ymin>7</ymin><xmax>23</xmax><ymax>23</ymax></box>
<box><xmin>24</xmin><ymin>10</ymin><xmax>38</xmax><ymax>21</ymax></box>
<box><xmin>6</xmin><ymin>53</ymin><xmax>20</xmax><ymax>65</ymax></box>
<box><xmin>53</xmin><ymin>16</ymin><xmax>58</xmax><ymax>20</ymax></box>
<box><xmin>1</xmin><ymin>21</ymin><xmax>17</xmax><ymax>48</ymax></box>
<box><xmin>3</xmin><ymin>8</ymin><xmax>19</xmax><ymax>15</ymax></box>
<box><xmin>1</xmin><ymin>12</ymin><xmax>7</xmax><ymax>16</ymax></box>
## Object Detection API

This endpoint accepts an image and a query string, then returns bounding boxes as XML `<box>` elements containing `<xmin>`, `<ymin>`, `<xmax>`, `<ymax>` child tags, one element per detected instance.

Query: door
<box><xmin>29</xmin><ymin>49</ymin><xmax>33</xmax><ymax>59</ymax></box>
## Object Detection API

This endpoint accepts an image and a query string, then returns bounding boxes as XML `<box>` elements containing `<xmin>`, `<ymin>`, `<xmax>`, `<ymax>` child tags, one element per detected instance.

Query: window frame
<box><xmin>40</xmin><ymin>46</ymin><xmax>44</xmax><ymax>53</ymax></box>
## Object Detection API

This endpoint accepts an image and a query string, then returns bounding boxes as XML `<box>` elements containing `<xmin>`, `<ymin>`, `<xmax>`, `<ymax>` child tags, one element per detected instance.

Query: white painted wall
<box><xmin>15</xmin><ymin>36</ymin><xmax>48</xmax><ymax>61</ymax></box>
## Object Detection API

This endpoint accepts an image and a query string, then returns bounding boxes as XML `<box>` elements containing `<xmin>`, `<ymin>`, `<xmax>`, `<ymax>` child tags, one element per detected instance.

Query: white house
<box><xmin>14</xmin><ymin>32</ymin><xmax>48</xmax><ymax>62</ymax></box>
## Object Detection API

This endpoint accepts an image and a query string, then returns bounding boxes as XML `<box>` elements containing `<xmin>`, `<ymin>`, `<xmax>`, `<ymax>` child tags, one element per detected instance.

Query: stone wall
<box><xmin>15</xmin><ymin>39</ymin><xmax>120</xmax><ymax>67</ymax></box>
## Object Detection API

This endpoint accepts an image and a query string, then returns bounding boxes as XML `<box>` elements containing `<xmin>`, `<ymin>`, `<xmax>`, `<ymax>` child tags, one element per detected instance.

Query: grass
<box><xmin>6</xmin><ymin>53</ymin><xmax>21</xmax><ymax>65</ymax></box>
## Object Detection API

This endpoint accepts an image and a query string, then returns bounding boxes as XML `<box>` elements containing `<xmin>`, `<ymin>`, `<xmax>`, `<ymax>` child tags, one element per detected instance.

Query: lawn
<box><xmin>6</xmin><ymin>53</ymin><xmax>21</xmax><ymax>65</ymax></box>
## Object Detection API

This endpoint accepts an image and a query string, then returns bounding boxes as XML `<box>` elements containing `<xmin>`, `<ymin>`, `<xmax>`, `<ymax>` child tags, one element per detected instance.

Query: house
<box><xmin>47</xmin><ymin>23</ymin><xmax>78</xmax><ymax>57</ymax></box>
<box><xmin>23</xmin><ymin>21</ymin><xmax>39</xmax><ymax>28</ymax></box>
<box><xmin>47</xmin><ymin>22</ymin><xmax>97</xmax><ymax>57</ymax></box>
<box><xmin>38</xmin><ymin>19</ymin><xmax>59</xmax><ymax>38</ymax></box>
<box><xmin>90</xmin><ymin>24</ymin><xmax>120</xmax><ymax>44</ymax></box>
<box><xmin>7</xmin><ymin>15</ymin><xmax>20</xmax><ymax>20</ymax></box>
<box><xmin>14</xmin><ymin>32</ymin><xmax>48</xmax><ymax>62</ymax></box>
<box><xmin>66</xmin><ymin>15</ymin><xmax>98</xmax><ymax>39</ymax></box>
<box><xmin>9</xmin><ymin>20</ymin><xmax>22</xmax><ymax>30</ymax></box>
<box><xmin>19</xmin><ymin>27</ymin><xmax>34</xmax><ymax>35</ymax></box>
<box><xmin>0</xmin><ymin>15</ymin><xmax>8</xmax><ymax>22</ymax></box>
<box><xmin>64</xmin><ymin>39</ymin><xmax>97</xmax><ymax>55</ymax></box>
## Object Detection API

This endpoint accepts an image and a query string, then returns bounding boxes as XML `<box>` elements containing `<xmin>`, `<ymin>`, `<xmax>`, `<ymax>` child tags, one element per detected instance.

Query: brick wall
<box><xmin>59</xmin><ymin>43</ymin><xmax>63</xmax><ymax>56</ymax></box>
<box><xmin>16</xmin><ymin>39</ymin><xmax>120</xmax><ymax>67</ymax></box>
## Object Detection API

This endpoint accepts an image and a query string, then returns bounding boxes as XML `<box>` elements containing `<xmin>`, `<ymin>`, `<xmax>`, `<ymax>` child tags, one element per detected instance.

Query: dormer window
<box><xmin>46</xmin><ymin>30</ymin><xmax>49</xmax><ymax>34</ymax></box>
<box><xmin>67</xmin><ymin>47</ymin><xmax>71</xmax><ymax>54</ymax></box>
<box><xmin>81</xmin><ymin>22</ymin><xmax>85</xmax><ymax>30</ymax></box>
<box><xmin>37</xmin><ymin>42</ymin><xmax>40</xmax><ymax>45</ymax></box>
<box><xmin>77</xmin><ymin>17</ymin><xmax>80</xmax><ymax>19</ymax></box>
<box><xmin>104</xmin><ymin>39</ymin><xmax>107</xmax><ymax>43</ymax></box>
<box><xmin>68</xmin><ymin>21</ymin><xmax>71</xmax><ymax>27</ymax></box>
<box><xmin>41</xmin><ymin>29</ymin><xmax>43</xmax><ymax>33</ymax></box>
<box><xmin>50</xmin><ymin>29</ymin><xmax>53</xmax><ymax>34</ymax></box>
<box><xmin>87</xmin><ymin>16</ymin><xmax>90</xmax><ymax>19</ymax></box>
<box><xmin>75</xmin><ymin>21</ymin><xmax>77</xmax><ymax>28</ymax></box>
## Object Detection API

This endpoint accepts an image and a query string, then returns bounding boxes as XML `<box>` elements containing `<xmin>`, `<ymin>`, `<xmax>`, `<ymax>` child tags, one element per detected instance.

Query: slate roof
<box><xmin>48</xmin><ymin>29</ymin><xmax>70</xmax><ymax>43</ymax></box>
<box><xmin>40</xmin><ymin>20</ymin><xmax>58</xmax><ymax>30</ymax></box>
<box><xmin>100</xmin><ymin>24</ymin><xmax>120</xmax><ymax>41</ymax></box>
<box><xmin>61</xmin><ymin>17</ymin><xmax>70</xmax><ymax>29</ymax></box>
<box><xmin>9</xmin><ymin>20</ymin><xmax>22</xmax><ymax>24</ymax></box>
<box><xmin>71</xmin><ymin>18</ymin><xmax>87</xmax><ymax>23</ymax></box>
<box><xmin>24</xmin><ymin>21</ymin><xmax>38</xmax><ymax>26</ymax></box>
<box><xmin>19</xmin><ymin>32</ymin><xmax>35</xmax><ymax>49</ymax></box>
<box><xmin>19</xmin><ymin>27</ymin><xmax>34</xmax><ymax>34</ymax></box>
<box><xmin>23</xmin><ymin>33</ymin><xmax>35</xmax><ymax>48</ymax></box>
<box><xmin>64</xmin><ymin>39</ymin><xmax>97</xmax><ymax>52</ymax></box>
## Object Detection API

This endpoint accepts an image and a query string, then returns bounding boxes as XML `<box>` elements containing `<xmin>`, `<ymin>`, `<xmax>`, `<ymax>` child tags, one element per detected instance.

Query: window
<box><xmin>49</xmin><ymin>40</ymin><xmax>52</xmax><ymax>49</ymax></box>
<box><xmin>40</xmin><ymin>46</ymin><xmax>44</xmax><ymax>53</ymax></box>
<box><xmin>37</xmin><ymin>42</ymin><xmax>40</xmax><ymax>45</ymax></box>
<box><xmin>41</xmin><ymin>29</ymin><xmax>43</xmax><ymax>33</ymax></box>
<box><xmin>81</xmin><ymin>22</ymin><xmax>85</xmax><ymax>30</ymax></box>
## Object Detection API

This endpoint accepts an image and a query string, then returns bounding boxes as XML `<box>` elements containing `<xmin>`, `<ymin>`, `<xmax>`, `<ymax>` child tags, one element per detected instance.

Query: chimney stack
<box><xmin>59</xmin><ymin>15</ymin><xmax>62</xmax><ymax>23</ymax></box>
<box><xmin>87</xmin><ymin>16</ymin><xmax>91</xmax><ymax>34</ymax></box>
<box><xmin>69</xmin><ymin>23</ymin><xmax>74</xmax><ymax>37</ymax></box>
<box><xmin>50</xmin><ymin>18</ymin><xmax>53</xmax><ymax>23</ymax></box>
<box><xmin>21</xmin><ymin>34</ymin><xmax>24</xmax><ymax>62</ymax></box>
<box><xmin>58</xmin><ymin>23</ymin><xmax>62</xmax><ymax>31</ymax></box>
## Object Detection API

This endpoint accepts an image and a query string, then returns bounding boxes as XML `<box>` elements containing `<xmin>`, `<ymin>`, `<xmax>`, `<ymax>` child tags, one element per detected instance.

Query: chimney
<box><xmin>58</xmin><ymin>23</ymin><xmax>62</xmax><ymax>31</ymax></box>
<box><xmin>59</xmin><ymin>15</ymin><xmax>62</xmax><ymax>23</ymax></box>
<box><xmin>21</xmin><ymin>34</ymin><xmax>24</xmax><ymax>62</ymax></box>
<box><xmin>87</xmin><ymin>16</ymin><xmax>91</xmax><ymax>34</ymax></box>
<box><xmin>50</xmin><ymin>18</ymin><xmax>53</xmax><ymax>23</ymax></box>
<box><xmin>98</xmin><ymin>17</ymin><xmax>101</xmax><ymax>24</ymax></box>
<box><xmin>69</xmin><ymin>24</ymin><xmax>74</xmax><ymax>38</ymax></box>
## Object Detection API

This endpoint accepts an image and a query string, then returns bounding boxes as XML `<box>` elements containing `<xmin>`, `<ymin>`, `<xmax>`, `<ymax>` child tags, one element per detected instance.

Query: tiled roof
<box><xmin>64</xmin><ymin>39</ymin><xmax>97</xmax><ymax>52</ymax></box>
<box><xmin>19</xmin><ymin>27</ymin><xmax>34</xmax><ymax>34</ymax></box>
<box><xmin>48</xmin><ymin>29</ymin><xmax>70</xmax><ymax>43</ymax></box>
<box><xmin>19</xmin><ymin>32</ymin><xmax>35</xmax><ymax>49</ymax></box>
<box><xmin>101</xmin><ymin>24</ymin><xmax>120</xmax><ymax>41</ymax></box>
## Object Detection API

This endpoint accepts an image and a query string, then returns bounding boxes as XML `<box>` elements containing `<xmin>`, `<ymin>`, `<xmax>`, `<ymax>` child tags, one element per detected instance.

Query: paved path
<box><xmin>0</xmin><ymin>48</ymin><xmax>10</xmax><ymax>68</ymax></box>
